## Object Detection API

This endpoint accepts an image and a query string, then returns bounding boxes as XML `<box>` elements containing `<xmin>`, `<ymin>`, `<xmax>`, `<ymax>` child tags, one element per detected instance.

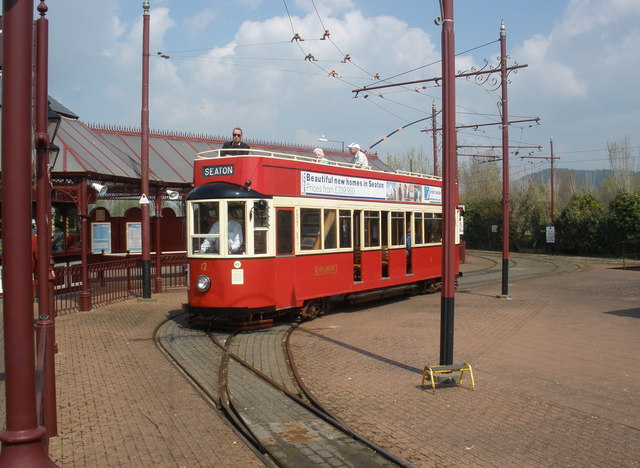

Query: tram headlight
<box><xmin>196</xmin><ymin>274</ymin><xmax>211</xmax><ymax>292</ymax></box>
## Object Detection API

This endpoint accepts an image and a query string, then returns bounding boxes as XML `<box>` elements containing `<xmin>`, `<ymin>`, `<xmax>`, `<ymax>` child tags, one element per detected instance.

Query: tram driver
<box><xmin>200</xmin><ymin>203</ymin><xmax>245</xmax><ymax>254</ymax></box>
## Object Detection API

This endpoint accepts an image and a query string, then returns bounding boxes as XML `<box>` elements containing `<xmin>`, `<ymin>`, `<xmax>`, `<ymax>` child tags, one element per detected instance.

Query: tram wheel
<box><xmin>299</xmin><ymin>299</ymin><xmax>325</xmax><ymax>321</ymax></box>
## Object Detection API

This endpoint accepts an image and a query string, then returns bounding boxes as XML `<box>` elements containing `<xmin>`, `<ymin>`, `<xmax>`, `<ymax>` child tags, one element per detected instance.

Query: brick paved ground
<box><xmin>46</xmin><ymin>292</ymin><xmax>262</xmax><ymax>467</ymax></box>
<box><xmin>1</xmin><ymin>254</ymin><xmax>638</xmax><ymax>467</ymax></box>
<box><xmin>291</xmin><ymin>257</ymin><xmax>640</xmax><ymax>467</ymax></box>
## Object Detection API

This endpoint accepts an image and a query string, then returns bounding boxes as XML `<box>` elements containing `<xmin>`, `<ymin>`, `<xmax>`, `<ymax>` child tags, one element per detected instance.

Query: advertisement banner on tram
<box><xmin>300</xmin><ymin>171</ymin><xmax>441</xmax><ymax>204</ymax></box>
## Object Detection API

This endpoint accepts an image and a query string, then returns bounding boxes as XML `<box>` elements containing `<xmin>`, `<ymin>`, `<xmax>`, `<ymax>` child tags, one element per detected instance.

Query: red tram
<box><xmin>183</xmin><ymin>149</ymin><xmax>461</xmax><ymax>328</ymax></box>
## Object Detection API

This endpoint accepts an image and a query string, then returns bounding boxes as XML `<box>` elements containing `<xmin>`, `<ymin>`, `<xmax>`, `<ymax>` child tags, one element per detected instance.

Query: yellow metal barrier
<box><xmin>421</xmin><ymin>362</ymin><xmax>476</xmax><ymax>394</ymax></box>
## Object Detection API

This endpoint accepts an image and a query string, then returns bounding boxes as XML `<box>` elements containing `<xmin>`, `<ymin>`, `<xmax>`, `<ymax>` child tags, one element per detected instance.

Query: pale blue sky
<box><xmin>46</xmin><ymin>0</ymin><xmax>640</xmax><ymax>175</ymax></box>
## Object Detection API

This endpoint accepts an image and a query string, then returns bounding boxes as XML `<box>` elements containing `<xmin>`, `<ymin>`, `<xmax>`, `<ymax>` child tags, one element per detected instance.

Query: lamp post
<box><xmin>140</xmin><ymin>0</ymin><xmax>152</xmax><ymax>299</ymax></box>
<box><xmin>0</xmin><ymin>0</ymin><xmax>56</xmax><ymax>463</ymax></box>
<box><xmin>318</xmin><ymin>135</ymin><xmax>344</xmax><ymax>153</ymax></box>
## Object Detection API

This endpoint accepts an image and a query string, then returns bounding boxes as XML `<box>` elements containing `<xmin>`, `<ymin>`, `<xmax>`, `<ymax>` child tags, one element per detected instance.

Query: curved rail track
<box><xmin>155</xmin><ymin>252</ymin><xmax>580</xmax><ymax>466</ymax></box>
<box><xmin>156</xmin><ymin>317</ymin><xmax>409</xmax><ymax>467</ymax></box>
<box><xmin>459</xmin><ymin>251</ymin><xmax>580</xmax><ymax>290</ymax></box>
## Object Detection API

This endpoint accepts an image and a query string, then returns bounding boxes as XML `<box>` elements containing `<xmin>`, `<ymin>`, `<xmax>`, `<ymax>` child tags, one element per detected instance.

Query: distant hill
<box><xmin>517</xmin><ymin>168</ymin><xmax>639</xmax><ymax>188</ymax></box>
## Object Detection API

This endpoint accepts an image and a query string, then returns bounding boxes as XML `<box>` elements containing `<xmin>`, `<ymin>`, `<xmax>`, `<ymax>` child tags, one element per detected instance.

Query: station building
<box><xmin>0</xmin><ymin>97</ymin><xmax>388</xmax><ymax>299</ymax></box>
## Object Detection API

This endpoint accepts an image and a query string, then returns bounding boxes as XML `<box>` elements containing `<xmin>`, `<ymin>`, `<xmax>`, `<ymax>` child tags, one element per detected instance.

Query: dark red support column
<box><xmin>154</xmin><ymin>191</ymin><xmax>163</xmax><ymax>293</ymax></box>
<box><xmin>79</xmin><ymin>179</ymin><xmax>92</xmax><ymax>311</ymax></box>
<box><xmin>439</xmin><ymin>0</ymin><xmax>458</xmax><ymax>366</ymax></box>
<box><xmin>34</xmin><ymin>0</ymin><xmax>57</xmax><ymax>440</ymax></box>
<box><xmin>0</xmin><ymin>0</ymin><xmax>56</xmax><ymax>464</ymax></box>
<box><xmin>140</xmin><ymin>0</ymin><xmax>152</xmax><ymax>298</ymax></box>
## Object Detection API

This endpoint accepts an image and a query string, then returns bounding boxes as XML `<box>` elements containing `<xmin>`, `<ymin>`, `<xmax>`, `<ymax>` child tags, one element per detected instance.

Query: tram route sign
<box><xmin>202</xmin><ymin>164</ymin><xmax>234</xmax><ymax>177</ymax></box>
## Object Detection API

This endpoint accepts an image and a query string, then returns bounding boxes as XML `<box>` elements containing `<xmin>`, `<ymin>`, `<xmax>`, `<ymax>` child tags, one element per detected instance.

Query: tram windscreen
<box><xmin>193</xmin><ymin>201</ymin><xmax>221</xmax><ymax>254</ymax></box>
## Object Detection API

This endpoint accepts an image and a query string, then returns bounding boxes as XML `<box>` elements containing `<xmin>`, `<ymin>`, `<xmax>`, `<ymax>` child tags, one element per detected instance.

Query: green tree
<box><xmin>556</xmin><ymin>193</ymin><xmax>606</xmax><ymax>255</ymax></box>
<box><xmin>459</xmin><ymin>158</ymin><xmax>502</xmax><ymax>250</ymax></box>
<box><xmin>463</xmin><ymin>198</ymin><xmax>502</xmax><ymax>250</ymax></box>
<box><xmin>607</xmin><ymin>192</ymin><xmax>640</xmax><ymax>254</ymax></box>
<box><xmin>385</xmin><ymin>147</ymin><xmax>432</xmax><ymax>174</ymax></box>
<box><xmin>510</xmin><ymin>179</ymin><xmax>550</xmax><ymax>251</ymax></box>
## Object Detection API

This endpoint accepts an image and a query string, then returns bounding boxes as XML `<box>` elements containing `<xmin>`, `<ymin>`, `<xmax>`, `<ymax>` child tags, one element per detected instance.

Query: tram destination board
<box><xmin>202</xmin><ymin>164</ymin><xmax>234</xmax><ymax>177</ymax></box>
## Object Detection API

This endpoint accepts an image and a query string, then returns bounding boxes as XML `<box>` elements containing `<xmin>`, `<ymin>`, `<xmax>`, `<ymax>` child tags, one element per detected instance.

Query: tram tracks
<box><xmin>156</xmin><ymin>315</ymin><xmax>409</xmax><ymax>467</ymax></box>
<box><xmin>459</xmin><ymin>251</ymin><xmax>579</xmax><ymax>290</ymax></box>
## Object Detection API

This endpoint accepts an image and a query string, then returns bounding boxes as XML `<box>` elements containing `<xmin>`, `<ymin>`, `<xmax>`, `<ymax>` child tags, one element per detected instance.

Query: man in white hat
<box><xmin>347</xmin><ymin>142</ymin><xmax>369</xmax><ymax>168</ymax></box>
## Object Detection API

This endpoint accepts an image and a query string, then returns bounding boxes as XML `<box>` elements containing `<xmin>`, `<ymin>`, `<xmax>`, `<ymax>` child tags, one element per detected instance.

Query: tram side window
<box><xmin>364</xmin><ymin>211</ymin><xmax>380</xmax><ymax>248</ymax></box>
<box><xmin>252</xmin><ymin>200</ymin><xmax>269</xmax><ymax>255</ymax></box>
<box><xmin>425</xmin><ymin>213</ymin><xmax>443</xmax><ymax>243</ymax></box>
<box><xmin>391</xmin><ymin>211</ymin><xmax>405</xmax><ymax>246</ymax></box>
<box><xmin>300</xmin><ymin>208</ymin><xmax>321</xmax><ymax>251</ymax></box>
<box><xmin>193</xmin><ymin>202</ymin><xmax>220</xmax><ymax>254</ymax></box>
<box><xmin>339</xmin><ymin>210</ymin><xmax>352</xmax><ymax>248</ymax></box>
<box><xmin>323</xmin><ymin>209</ymin><xmax>337</xmax><ymax>249</ymax></box>
<box><xmin>414</xmin><ymin>213</ymin><xmax>424</xmax><ymax>245</ymax></box>
<box><xmin>276</xmin><ymin>209</ymin><xmax>293</xmax><ymax>255</ymax></box>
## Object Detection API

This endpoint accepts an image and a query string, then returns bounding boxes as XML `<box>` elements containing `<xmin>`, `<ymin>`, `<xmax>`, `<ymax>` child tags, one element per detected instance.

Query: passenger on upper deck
<box><xmin>313</xmin><ymin>148</ymin><xmax>330</xmax><ymax>164</ymax></box>
<box><xmin>221</xmin><ymin>127</ymin><xmax>250</xmax><ymax>156</ymax></box>
<box><xmin>347</xmin><ymin>142</ymin><xmax>369</xmax><ymax>169</ymax></box>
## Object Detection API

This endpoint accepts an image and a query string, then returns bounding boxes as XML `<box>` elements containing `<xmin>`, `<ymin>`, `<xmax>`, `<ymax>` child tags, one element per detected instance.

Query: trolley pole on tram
<box><xmin>0</xmin><ymin>0</ymin><xmax>55</xmax><ymax>464</ymax></box>
<box><xmin>439</xmin><ymin>0</ymin><xmax>458</xmax><ymax>366</ymax></box>
<box><xmin>140</xmin><ymin>0</ymin><xmax>152</xmax><ymax>298</ymax></box>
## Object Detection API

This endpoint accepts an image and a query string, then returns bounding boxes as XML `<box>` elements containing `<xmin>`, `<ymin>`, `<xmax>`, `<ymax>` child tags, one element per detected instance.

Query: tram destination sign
<box><xmin>301</xmin><ymin>171</ymin><xmax>441</xmax><ymax>204</ymax></box>
<box><xmin>202</xmin><ymin>164</ymin><xmax>234</xmax><ymax>177</ymax></box>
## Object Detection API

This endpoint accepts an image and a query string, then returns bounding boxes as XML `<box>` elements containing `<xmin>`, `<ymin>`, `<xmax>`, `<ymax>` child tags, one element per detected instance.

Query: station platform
<box><xmin>1</xmin><ymin>252</ymin><xmax>639</xmax><ymax>466</ymax></box>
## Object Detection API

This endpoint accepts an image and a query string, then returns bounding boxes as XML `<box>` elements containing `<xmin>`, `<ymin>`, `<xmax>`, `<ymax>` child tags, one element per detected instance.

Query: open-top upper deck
<box><xmin>193</xmin><ymin>148</ymin><xmax>442</xmax><ymax>205</ymax></box>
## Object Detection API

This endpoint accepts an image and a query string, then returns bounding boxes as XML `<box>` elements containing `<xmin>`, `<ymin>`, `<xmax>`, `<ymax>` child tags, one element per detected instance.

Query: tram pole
<box><xmin>140</xmin><ymin>0</ymin><xmax>152</xmax><ymax>298</ymax></box>
<box><xmin>432</xmin><ymin>101</ymin><xmax>438</xmax><ymax>177</ymax></box>
<box><xmin>0</xmin><ymin>0</ymin><xmax>55</xmax><ymax>464</ymax></box>
<box><xmin>499</xmin><ymin>20</ymin><xmax>511</xmax><ymax>298</ymax></box>
<box><xmin>439</xmin><ymin>0</ymin><xmax>458</xmax><ymax>366</ymax></box>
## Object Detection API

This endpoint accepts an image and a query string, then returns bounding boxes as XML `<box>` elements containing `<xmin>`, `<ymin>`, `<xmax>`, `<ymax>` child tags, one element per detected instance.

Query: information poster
<box><xmin>546</xmin><ymin>226</ymin><xmax>556</xmax><ymax>243</ymax></box>
<box><xmin>91</xmin><ymin>222</ymin><xmax>112</xmax><ymax>253</ymax></box>
<box><xmin>126</xmin><ymin>222</ymin><xmax>142</xmax><ymax>253</ymax></box>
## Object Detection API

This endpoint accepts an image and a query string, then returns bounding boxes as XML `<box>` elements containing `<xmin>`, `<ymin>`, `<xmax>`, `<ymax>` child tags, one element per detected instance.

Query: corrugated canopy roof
<box><xmin>52</xmin><ymin>120</ymin><xmax>390</xmax><ymax>184</ymax></box>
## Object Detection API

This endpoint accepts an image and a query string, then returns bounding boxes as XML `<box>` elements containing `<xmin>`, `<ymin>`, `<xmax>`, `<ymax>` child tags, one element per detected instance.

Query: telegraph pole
<box><xmin>550</xmin><ymin>136</ymin><xmax>555</xmax><ymax>222</ymax></box>
<box><xmin>499</xmin><ymin>20</ymin><xmax>510</xmax><ymax>298</ymax></box>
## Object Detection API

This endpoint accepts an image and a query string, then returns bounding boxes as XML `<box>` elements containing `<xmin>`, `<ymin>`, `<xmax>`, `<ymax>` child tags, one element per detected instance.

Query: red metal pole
<box><xmin>140</xmin><ymin>0</ymin><xmax>152</xmax><ymax>298</ymax></box>
<box><xmin>500</xmin><ymin>20</ymin><xmax>510</xmax><ymax>297</ymax></box>
<box><xmin>439</xmin><ymin>0</ymin><xmax>457</xmax><ymax>366</ymax></box>
<box><xmin>432</xmin><ymin>101</ymin><xmax>438</xmax><ymax>177</ymax></box>
<box><xmin>78</xmin><ymin>179</ymin><xmax>92</xmax><ymax>311</ymax></box>
<box><xmin>154</xmin><ymin>192</ymin><xmax>163</xmax><ymax>293</ymax></box>
<box><xmin>0</xmin><ymin>0</ymin><xmax>55</xmax><ymax>464</ymax></box>
<box><xmin>550</xmin><ymin>136</ymin><xmax>555</xmax><ymax>222</ymax></box>
<box><xmin>34</xmin><ymin>0</ymin><xmax>57</xmax><ymax>440</ymax></box>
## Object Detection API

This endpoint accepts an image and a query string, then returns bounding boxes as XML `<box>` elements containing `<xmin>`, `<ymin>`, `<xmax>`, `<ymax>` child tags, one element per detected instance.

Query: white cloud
<box><xmin>45</xmin><ymin>0</ymin><xmax>640</xmax><ymax>170</ymax></box>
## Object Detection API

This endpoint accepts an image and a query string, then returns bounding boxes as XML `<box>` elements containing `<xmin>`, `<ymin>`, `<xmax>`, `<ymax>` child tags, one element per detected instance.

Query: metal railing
<box><xmin>620</xmin><ymin>239</ymin><xmax>640</xmax><ymax>269</ymax></box>
<box><xmin>53</xmin><ymin>253</ymin><xmax>187</xmax><ymax>315</ymax></box>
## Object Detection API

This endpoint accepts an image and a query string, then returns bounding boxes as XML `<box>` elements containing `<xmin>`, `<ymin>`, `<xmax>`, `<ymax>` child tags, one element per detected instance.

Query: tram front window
<box><xmin>193</xmin><ymin>202</ymin><xmax>220</xmax><ymax>254</ymax></box>
<box><xmin>191</xmin><ymin>201</ymin><xmax>246</xmax><ymax>255</ymax></box>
